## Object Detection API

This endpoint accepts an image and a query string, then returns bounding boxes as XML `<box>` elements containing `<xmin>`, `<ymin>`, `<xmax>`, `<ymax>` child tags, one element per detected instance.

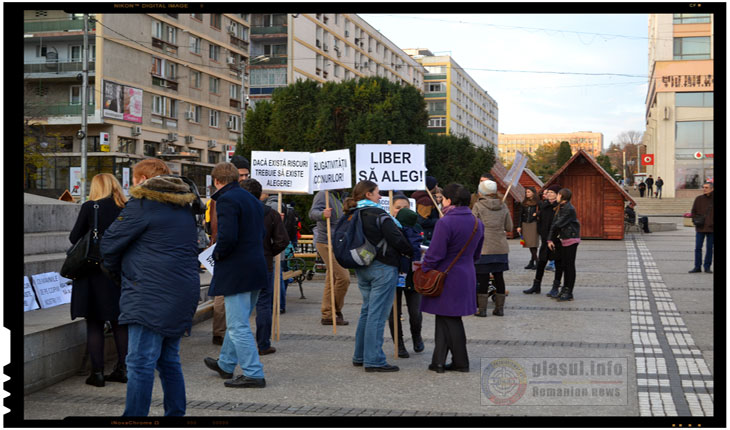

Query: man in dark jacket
<box><xmin>523</xmin><ymin>184</ymin><xmax>563</xmax><ymax>296</ymax></box>
<box><xmin>689</xmin><ymin>182</ymin><xmax>714</xmax><ymax>273</ymax></box>
<box><xmin>101</xmin><ymin>158</ymin><xmax>200</xmax><ymax>417</ymax></box>
<box><xmin>645</xmin><ymin>175</ymin><xmax>654</xmax><ymax>198</ymax></box>
<box><xmin>655</xmin><ymin>176</ymin><xmax>664</xmax><ymax>199</ymax></box>
<box><xmin>239</xmin><ymin>178</ymin><xmax>290</xmax><ymax>355</ymax></box>
<box><xmin>203</xmin><ymin>163</ymin><xmax>269</xmax><ymax>388</ymax></box>
<box><xmin>210</xmin><ymin>155</ymin><xmax>251</xmax><ymax>345</ymax></box>
<box><xmin>625</xmin><ymin>202</ymin><xmax>650</xmax><ymax>233</ymax></box>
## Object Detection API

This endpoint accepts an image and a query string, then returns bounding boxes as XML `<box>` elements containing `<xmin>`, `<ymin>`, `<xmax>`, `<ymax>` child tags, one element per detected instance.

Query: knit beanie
<box><xmin>547</xmin><ymin>184</ymin><xmax>561</xmax><ymax>193</ymax></box>
<box><xmin>231</xmin><ymin>155</ymin><xmax>251</xmax><ymax>170</ymax></box>
<box><xmin>478</xmin><ymin>180</ymin><xmax>498</xmax><ymax>196</ymax></box>
<box><xmin>426</xmin><ymin>176</ymin><xmax>438</xmax><ymax>191</ymax></box>
<box><xmin>396</xmin><ymin>208</ymin><xmax>418</xmax><ymax>227</ymax></box>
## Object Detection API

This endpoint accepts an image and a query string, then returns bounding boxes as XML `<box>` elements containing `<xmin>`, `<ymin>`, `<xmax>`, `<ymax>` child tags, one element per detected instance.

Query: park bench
<box><xmin>293</xmin><ymin>234</ymin><xmax>326</xmax><ymax>279</ymax></box>
<box><xmin>282</xmin><ymin>257</ymin><xmax>307</xmax><ymax>299</ymax></box>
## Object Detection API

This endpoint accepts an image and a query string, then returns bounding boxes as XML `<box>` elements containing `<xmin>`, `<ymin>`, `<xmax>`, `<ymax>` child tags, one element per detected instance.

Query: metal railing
<box><xmin>31</xmin><ymin>104</ymin><xmax>96</xmax><ymax>116</ymax></box>
<box><xmin>24</xmin><ymin>20</ymin><xmax>96</xmax><ymax>33</ymax></box>
<box><xmin>24</xmin><ymin>60</ymin><xmax>96</xmax><ymax>74</ymax></box>
<box><xmin>251</xmin><ymin>25</ymin><xmax>287</xmax><ymax>35</ymax></box>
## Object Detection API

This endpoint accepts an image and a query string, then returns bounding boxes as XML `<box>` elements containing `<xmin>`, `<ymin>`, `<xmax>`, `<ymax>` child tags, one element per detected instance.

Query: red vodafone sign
<box><xmin>641</xmin><ymin>154</ymin><xmax>654</xmax><ymax>165</ymax></box>
<box><xmin>694</xmin><ymin>151</ymin><xmax>703</xmax><ymax>159</ymax></box>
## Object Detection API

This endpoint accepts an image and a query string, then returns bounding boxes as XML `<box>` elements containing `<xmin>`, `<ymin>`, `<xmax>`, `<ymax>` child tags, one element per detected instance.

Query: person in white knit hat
<box><xmin>471</xmin><ymin>180</ymin><xmax>512</xmax><ymax>317</ymax></box>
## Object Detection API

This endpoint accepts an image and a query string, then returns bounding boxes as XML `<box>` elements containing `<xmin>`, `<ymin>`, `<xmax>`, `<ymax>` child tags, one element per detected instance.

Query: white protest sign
<box><xmin>31</xmin><ymin>272</ymin><xmax>66</xmax><ymax>309</ymax></box>
<box><xmin>58</xmin><ymin>274</ymin><xmax>73</xmax><ymax>305</ymax></box>
<box><xmin>24</xmin><ymin>276</ymin><xmax>39</xmax><ymax>312</ymax></box>
<box><xmin>504</xmin><ymin>150</ymin><xmax>528</xmax><ymax>186</ymax></box>
<box><xmin>310</xmin><ymin>149</ymin><xmax>352</xmax><ymax>192</ymax></box>
<box><xmin>251</xmin><ymin>151</ymin><xmax>311</xmax><ymax>194</ymax></box>
<box><xmin>356</xmin><ymin>144</ymin><xmax>426</xmax><ymax>191</ymax></box>
<box><xmin>198</xmin><ymin>244</ymin><xmax>216</xmax><ymax>275</ymax></box>
<box><xmin>379</xmin><ymin>196</ymin><xmax>416</xmax><ymax>214</ymax></box>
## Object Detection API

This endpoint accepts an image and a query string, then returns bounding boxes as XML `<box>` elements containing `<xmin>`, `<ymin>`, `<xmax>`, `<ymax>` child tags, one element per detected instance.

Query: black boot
<box><xmin>523</xmin><ymin>279</ymin><xmax>541</xmax><ymax>294</ymax></box>
<box><xmin>412</xmin><ymin>333</ymin><xmax>425</xmax><ymax>353</ymax></box>
<box><xmin>475</xmin><ymin>294</ymin><xmax>488</xmax><ymax>317</ymax></box>
<box><xmin>524</xmin><ymin>260</ymin><xmax>536</xmax><ymax>270</ymax></box>
<box><xmin>557</xmin><ymin>287</ymin><xmax>574</xmax><ymax>301</ymax></box>
<box><xmin>105</xmin><ymin>362</ymin><xmax>128</xmax><ymax>383</ymax></box>
<box><xmin>85</xmin><ymin>370</ymin><xmax>105</xmax><ymax>387</ymax></box>
<box><xmin>492</xmin><ymin>294</ymin><xmax>506</xmax><ymax>316</ymax></box>
<box><xmin>397</xmin><ymin>341</ymin><xmax>410</xmax><ymax>358</ymax></box>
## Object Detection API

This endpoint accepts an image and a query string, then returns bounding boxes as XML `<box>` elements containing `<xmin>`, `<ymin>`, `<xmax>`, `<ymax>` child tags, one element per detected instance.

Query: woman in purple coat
<box><xmin>420</xmin><ymin>184</ymin><xmax>484</xmax><ymax>373</ymax></box>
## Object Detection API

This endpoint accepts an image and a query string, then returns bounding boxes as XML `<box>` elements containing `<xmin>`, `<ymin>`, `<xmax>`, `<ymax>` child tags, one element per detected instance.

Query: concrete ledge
<box><xmin>24</xmin><ymin>253</ymin><xmax>66</xmax><ymax>277</ymax></box>
<box><xmin>24</xmin><ymin>202</ymin><xmax>81</xmax><ymax>233</ymax></box>
<box><xmin>648</xmin><ymin>222</ymin><xmax>677</xmax><ymax>232</ymax></box>
<box><xmin>24</xmin><ymin>232</ymin><xmax>72</xmax><ymax>256</ymax></box>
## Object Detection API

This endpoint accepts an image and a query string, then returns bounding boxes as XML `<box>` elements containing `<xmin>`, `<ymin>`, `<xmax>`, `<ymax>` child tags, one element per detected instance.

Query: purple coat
<box><xmin>420</xmin><ymin>206</ymin><xmax>485</xmax><ymax>317</ymax></box>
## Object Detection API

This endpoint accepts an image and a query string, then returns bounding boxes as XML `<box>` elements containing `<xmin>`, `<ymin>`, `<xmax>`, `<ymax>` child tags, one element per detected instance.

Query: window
<box><xmin>210</xmin><ymin>14</ymin><xmax>221</xmax><ymax>29</ymax></box>
<box><xmin>191</xmin><ymin>13</ymin><xmax>203</xmax><ymax>21</ymax></box>
<box><xmin>36</xmin><ymin>45</ymin><xmax>47</xmax><ymax>57</ymax></box>
<box><xmin>209</xmin><ymin>109</ymin><xmax>219</xmax><ymax>127</ymax></box>
<box><xmin>152</xmin><ymin>95</ymin><xmax>164</xmax><ymax>115</ymax></box>
<box><xmin>250</xmin><ymin>68</ymin><xmax>287</xmax><ymax>86</ymax></box>
<box><xmin>70</xmin><ymin>85</ymin><xmax>94</xmax><ymax>105</ymax></box>
<box><xmin>190</xmin><ymin>36</ymin><xmax>201</xmax><ymax>54</ymax></box>
<box><xmin>209</xmin><ymin>43</ymin><xmax>220</xmax><ymax>61</ymax></box>
<box><xmin>673</xmin><ymin>37</ymin><xmax>711</xmax><ymax>60</ymax></box>
<box><xmin>144</xmin><ymin>141</ymin><xmax>159</xmax><ymax>157</ymax></box>
<box><xmin>239</xmin><ymin>13</ymin><xmax>249</xmax><ymax>22</ymax></box>
<box><xmin>190</xmin><ymin>70</ymin><xmax>201</xmax><ymax>88</ymax></box>
<box><xmin>428</xmin><ymin>118</ymin><xmax>446</xmax><ymax>128</ymax></box>
<box><xmin>263</xmin><ymin>43</ymin><xmax>286</xmax><ymax>57</ymax></box>
<box><xmin>166</xmin><ymin>61</ymin><xmax>178</xmax><ymax>80</ymax></box>
<box><xmin>228</xmin><ymin>115</ymin><xmax>241</xmax><ymax>131</ymax></box>
<box><xmin>427</xmin><ymin>83</ymin><xmax>444</xmax><ymax>93</ymax></box>
<box><xmin>151</xmin><ymin>57</ymin><xmax>163</xmax><ymax>75</ymax></box>
<box><xmin>425</xmin><ymin>65</ymin><xmax>445</xmax><ymax>74</ymax></box>
<box><xmin>153</xmin><ymin>20</ymin><xmax>162</xmax><ymax>39</ymax></box>
<box><xmin>167</xmin><ymin>25</ymin><xmax>177</xmax><ymax>45</ymax></box>
<box><xmin>169</xmin><ymin>99</ymin><xmax>178</xmax><ymax>118</ymax></box>
<box><xmin>208</xmin><ymin>151</ymin><xmax>220</xmax><ymax>164</ymax></box>
<box><xmin>229</xmin><ymin>83</ymin><xmax>240</xmax><ymax>99</ymax></box>
<box><xmin>334</xmin><ymin>65</ymin><xmax>341</xmax><ymax>78</ymax></box>
<box><xmin>192</xmin><ymin>105</ymin><xmax>202</xmax><ymax>123</ymax></box>
<box><xmin>209</xmin><ymin>77</ymin><xmax>220</xmax><ymax>93</ymax></box>
<box><xmin>152</xmin><ymin>96</ymin><xmax>177</xmax><ymax>117</ymax></box>
<box><xmin>673</xmin><ymin>13</ymin><xmax>711</xmax><ymax>24</ymax></box>
<box><xmin>675</xmin><ymin>121</ymin><xmax>712</xmax><ymax>155</ymax></box>
<box><xmin>152</xmin><ymin>20</ymin><xmax>177</xmax><ymax>45</ymax></box>
<box><xmin>315</xmin><ymin>54</ymin><xmax>323</xmax><ymax>75</ymax></box>
<box><xmin>118</xmin><ymin>137</ymin><xmax>136</xmax><ymax>154</ymax></box>
<box><xmin>676</xmin><ymin>92</ymin><xmax>713</xmax><ymax>107</ymax></box>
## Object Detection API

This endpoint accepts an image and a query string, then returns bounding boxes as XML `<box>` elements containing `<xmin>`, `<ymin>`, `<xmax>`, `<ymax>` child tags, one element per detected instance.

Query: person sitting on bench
<box><xmin>625</xmin><ymin>202</ymin><xmax>650</xmax><ymax>233</ymax></box>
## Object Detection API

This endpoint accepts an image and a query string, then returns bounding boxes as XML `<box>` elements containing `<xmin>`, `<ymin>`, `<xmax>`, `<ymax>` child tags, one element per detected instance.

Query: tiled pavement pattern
<box><xmin>626</xmin><ymin>235</ymin><xmax>713</xmax><ymax>417</ymax></box>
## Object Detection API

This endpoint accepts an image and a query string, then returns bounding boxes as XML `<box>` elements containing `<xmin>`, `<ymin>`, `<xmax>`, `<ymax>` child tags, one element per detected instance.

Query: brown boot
<box><xmin>492</xmin><ymin>294</ymin><xmax>506</xmax><ymax>316</ymax></box>
<box><xmin>475</xmin><ymin>294</ymin><xmax>488</xmax><ymax>317</ymax></box>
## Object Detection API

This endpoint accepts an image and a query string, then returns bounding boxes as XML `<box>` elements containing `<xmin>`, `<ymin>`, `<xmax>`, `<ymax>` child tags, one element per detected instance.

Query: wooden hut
<box><xmin>519</xmin><ymin>168</ymin><xmax>544</xmax><ymax>191</ymax></box>
<box><xmin>543</xmin><ymin>149</ymin><xmax>636</xmax><ymax>240</ymax></box>
<box><xmin>490</xmin><ymin>160</ymin><xmax>525</xmax><ymax>239</ymax></box>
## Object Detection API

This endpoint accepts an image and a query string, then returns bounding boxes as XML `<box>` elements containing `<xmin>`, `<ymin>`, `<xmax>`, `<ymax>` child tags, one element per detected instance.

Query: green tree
<box><xmin>527</xmin><ymin>143</ymin><xmax>559</xmax><ymax>180</ymax></box>
<box><xmin>595</xmin><ymin>154</ymin><xmax>616</xmax><ymax>177</ymax></box>
<box><xmin>423</xmin><ymin>133</ymin><xmax>495</xmax><ymax>192</ymax></box>
<box><xmin>556</xmin><ymin>141</ymin><xmax>573</xmax><ymax>167</ymax></box>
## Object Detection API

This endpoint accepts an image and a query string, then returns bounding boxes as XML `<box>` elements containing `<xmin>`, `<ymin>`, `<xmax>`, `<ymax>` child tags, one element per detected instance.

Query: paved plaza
<box><xmin>22</xmin><ymin>220</ymin><xmax>715</xmax><ymax>421</ymax></box>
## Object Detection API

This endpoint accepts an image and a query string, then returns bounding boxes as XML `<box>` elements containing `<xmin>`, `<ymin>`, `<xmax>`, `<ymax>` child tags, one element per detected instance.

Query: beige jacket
<box><xmin>472</xmin><ymin>195</ymin><xmax>512</xmax><ymax>255</ymax></box>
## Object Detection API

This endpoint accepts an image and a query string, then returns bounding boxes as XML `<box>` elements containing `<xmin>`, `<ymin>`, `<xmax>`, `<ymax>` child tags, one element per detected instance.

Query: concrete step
<box><xmin>24</xmin><ymin>194</ymin><xmax>81</xmax><ymax>233</ymax></box>
<box><xmin>24</xmin><ymin>253</ymin><xmax>66</xmax><ymax>278</ymax></box>
<box><xmin>24</xmin><ymin>232</ymin><xmax>72</xmax><ymax>256</ymax></box>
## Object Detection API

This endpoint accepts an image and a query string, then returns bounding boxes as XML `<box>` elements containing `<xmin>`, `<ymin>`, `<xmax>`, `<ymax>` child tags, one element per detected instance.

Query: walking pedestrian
<box><xmin>655</xmin><ymin>176</ymin><xmax>664</xmax><ymax>199</ymax></box>
<box><xmin>203</xmin><ymin>162</ymin><xmax>269</xmax><ymax>389</ymax></box>
<box><xmin>239</xmin><ymin>179</ymin><xmax>290</xmax><ymax>356</ymax></box>
<box><xmin>387</xmin><ymin>197</ymin><xmax>425</xmax><ymax>358</ymax></box>
<box><xmin>523</xmin><ymin>184</ymin><xmax>562</xmax><ymax>295</ymax></box>
<box><xmin>472</xmin><ymin>180</ymin><xmax>512</xmax><ymax>317</ymax></box>
<box><xmin>645</xmin><ymin>175</ymin><xmax>654</xmax><ymax>198</ymax></box>
<box><xmin>689</xmin><ymin>182</ymin><xmax>714</xmax><ymax>273</ymax></box>
<box><xmin>70</xmin><ymin>173</ymin><xmax>128</xmax><ymax>387</ymax></box>
<box><xmin>309</xmin><ymin>188</ymin><xmax>350</xmax><ymax>325</ymax></box>
<box><xmin>547</xmin><ymin>189</ymin><xmax>581</xmax><ymax>301</ymax></box>
<box><xmin>347</xmin><ymin>181</ymin><xmax>413</xmax><ymax>372</ymax></box>
<box><xmin>101</xmin><ymin>159</ymin><xmax>200</xmax><ymax>416</ymax></box>
<box><xmin>517</xmin><ymin>186</ymin><xmax>540</xmax><ymax>269</ymax></box>
<box><xmin>421</xmin><ymin>184</ymin><xmax>484</xmax><ymax>373</ymax></box>
<box><xmin>210</xmin><ymin>155</ymin><xmax>251</xmax><ymax>345</ymax></box>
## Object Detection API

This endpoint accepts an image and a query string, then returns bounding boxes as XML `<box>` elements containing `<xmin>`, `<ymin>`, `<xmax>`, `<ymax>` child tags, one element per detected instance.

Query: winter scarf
<box><xmin>357</xmin><ymin>199</ymin><xmax>402</xmax><ymax>228</ymax></box>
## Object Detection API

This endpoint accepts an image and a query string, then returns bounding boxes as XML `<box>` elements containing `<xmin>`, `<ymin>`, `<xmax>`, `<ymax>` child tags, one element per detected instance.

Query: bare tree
<box><xmin>615</xmin><ymin>130</ymin><xmax>644</xmax><ymax>148</ymax></box>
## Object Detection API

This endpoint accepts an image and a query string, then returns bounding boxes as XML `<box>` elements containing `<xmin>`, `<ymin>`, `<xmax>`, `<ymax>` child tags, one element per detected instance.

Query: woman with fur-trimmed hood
<box><xmin>101</xmin><ymin>159</ymin><xmax>200</xmax><ymax>417</ymax></box>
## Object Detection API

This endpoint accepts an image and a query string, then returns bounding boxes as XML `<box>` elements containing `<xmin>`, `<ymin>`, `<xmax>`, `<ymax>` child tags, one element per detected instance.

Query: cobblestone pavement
<box><xmin>23</xmin><ymin>223</ymin><xmax>715</xmax><ymax>422</ymax></box>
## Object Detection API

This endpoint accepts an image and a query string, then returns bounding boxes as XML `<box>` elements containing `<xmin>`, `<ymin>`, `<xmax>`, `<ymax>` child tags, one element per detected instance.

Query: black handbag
<box><xmin>60</xmin><ymin>203</ymin><xmax>102</xmax><ymax>279</ymax></box>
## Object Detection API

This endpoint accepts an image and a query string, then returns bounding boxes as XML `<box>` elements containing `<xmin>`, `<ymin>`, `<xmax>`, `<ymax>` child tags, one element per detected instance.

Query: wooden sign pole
<box><xmin>325</xmin><ymin>189</ymin><xmax>337</xmax><ymax>334</ymax></box>
<box><xmin>425</xmin><ymin>187</ymin><xmax>443</xmax><ymax>217</ymax></box>
<box><xmin>386</xmin><ymin>140</ymin><xmax>399</xmax><ymax>359</ymax></box>
<box><xmin>502</xmin><ymin>183</ymin><xmax>513</xmax><ymax>203</ymax></box>
<box><xmin>274</xmin><ymin>191</ymin><xmax>283</xmax><ymax>341</ymax></box>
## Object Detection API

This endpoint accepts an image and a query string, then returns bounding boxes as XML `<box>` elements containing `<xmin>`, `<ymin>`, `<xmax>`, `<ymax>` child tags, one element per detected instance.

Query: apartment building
<box><xmin>403</xmin><ymin>49</ymin><xmax>498</xmax><ymax>149</ymax></box>
<box><xmin>498</xmin><ymin>132</ymin><xmax>603</xmax><ymax>163</ymax></box>
<box><xmin>247</xmin><ymin>13</ymin><xmax>425</xmax><ymax>105</ymax></box>
<box><xmin>24</xmin><ymin>11</ymin><xmax>250</xmax><ymax>196</ymax></box>
<box><xmin>645</xmin><ymin>13</ymin><xmax>714</xmax><ymax>198</ymax></box>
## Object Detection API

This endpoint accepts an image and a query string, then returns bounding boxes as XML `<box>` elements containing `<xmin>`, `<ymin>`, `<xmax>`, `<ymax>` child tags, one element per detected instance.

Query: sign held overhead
<box><xmin>251</xmin><ymin>151</ymin><xmax>312</xmax><ymax>194</ymax></box>
<box><xmin>356</xmin><ymin>144</ymin><xmax>426</xmax><ymax>191</ymax></box>
<box><xmin>310</xmin><ymin>149</ymin><xmax>352</xmax><ymax>192</ymax></box>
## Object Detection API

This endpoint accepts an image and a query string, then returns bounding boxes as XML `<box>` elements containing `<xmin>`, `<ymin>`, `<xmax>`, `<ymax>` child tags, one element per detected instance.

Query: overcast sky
<box><xmin>360</xmin><ymin>13</ymin><xmax>650</xmax><ymax>149</ymax></box>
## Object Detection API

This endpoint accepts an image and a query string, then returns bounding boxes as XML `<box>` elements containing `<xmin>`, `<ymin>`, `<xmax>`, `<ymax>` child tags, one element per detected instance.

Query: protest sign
<box><xmin>378</xmin><ymin>196</ymin><xmax>416</xmax><ymax>214</ymax></box>
<box><xmin>24</xmin><ymin>276</ymin><xmax>39</xmax><ymax>312</ymax></box>
<box><xmin>251</xmin><ymin>151</ymin><xmax>311</xmax><ymax>194</ymax></box>
<box><xmin>503</xmin><ymin>150</ymin><xmax>528</xmax><ymax>187</ymax></box>
<box><xmin>31</xmin><ymin>272</ymin><xmax>67</xmax><ymax>309</ymax></box>
<box><xmin>310</xmin><ymin>149</ymin><xmax>352</xmax><ymax>192</ymax></box>
<box><xmin>198</xmin><ymin>244</ymin><xmax>216</xmax><ymax>275</ymax></box>
<box><xmin>356</xmin><ymin>144</ymin><xmax>426</xmax><ymax>191</ymax></box>
<box><xmin>58</xmin><ymin>275</ymin><xmax>73</xmax><ymax>305</ymax></box>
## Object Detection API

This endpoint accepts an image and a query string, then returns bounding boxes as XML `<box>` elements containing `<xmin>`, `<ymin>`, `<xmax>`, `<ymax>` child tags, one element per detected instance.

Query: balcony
<box><xmin>230</xmin><ymin>35</ymin><xmax>250</xmax><ymax>50</ymax></box>
<box><xmin>250</xmin><ymin>56</ymin><xmax>287</xmax><ymax>66</ymax></box>
<box><xmin>24</xmin><ymin>60</ymin><xmax>95</xmax><ymax>75</ymax></box>
<box><xmin>251</xmin><ymin>25</ymin><xmax>287</xmax><ymax>36</ymax></box>
<box><xmin>24</xmin><ymin>19</ymin><xmax>95</xmax><ymax>33</ymax></box>
<box><xmin>424</xmin><ymin>92</ymin><xmax>446</xmax><ymax>99</ymax></box>
<box><xmin>428</xmin><ymin>109</ymin><xmax>447</xmax><ymax>116</ymax></box>
<box><xmin>31</xmin><ymin>104</ymin><xmax>96</xmax><ymax>117</ymax></box>
<box><xmin>424</xmin><ymin>74</ymin><xmax>447</xmax><ymax>81</ymax></box>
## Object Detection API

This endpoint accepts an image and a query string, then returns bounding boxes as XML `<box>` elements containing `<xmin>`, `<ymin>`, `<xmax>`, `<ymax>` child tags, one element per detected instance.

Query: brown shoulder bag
<box><xmin>413</xmin><ymin>216</ymin><xmax>479</xmax><ymax>297</ymax></box>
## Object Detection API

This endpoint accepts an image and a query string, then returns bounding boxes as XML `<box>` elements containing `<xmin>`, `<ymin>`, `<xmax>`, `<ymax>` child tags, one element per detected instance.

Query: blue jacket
<box><xmin>208</xmin><ymin>182</ymin><xmax>268</xmax><ymax>296</ymax></box>
<box><xmin>100</xmin><ymin>175</ymin><xmax>200</xmax><ymax>337</ymax></box>
<box><xmin>398</xmin><ymin>224</ymin><xmax>424</xmax><ymax>273</ymax></box>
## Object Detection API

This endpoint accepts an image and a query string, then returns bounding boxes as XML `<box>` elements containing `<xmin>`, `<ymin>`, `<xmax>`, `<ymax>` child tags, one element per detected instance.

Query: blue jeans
<box><xmin>353</xmin><ymin>260</ymin><xmax>398</xmax><ymax>367</ymax></box>
<box><xmin>123</xmin><ymin>324</ymin><xmax>186</xmax><ymax>417</ymax></box>
<box><xmin>219</xmin><ymin>290</ymin><xmax>265</xmax><ymax>378</ymax></box>
<box><xmin>694</xmin><ymin>232</ymin><xmax>714</xmax><ymax>270</ymax></box>
<box><xmin>279</xmin><ymin>268</ymin><xmax>286</xmax><ymax>312</ymax></box>
<box><xmin>256</xmin><ymin>270</ymin><xmax>274</xmax><ymax>350</ymax></box>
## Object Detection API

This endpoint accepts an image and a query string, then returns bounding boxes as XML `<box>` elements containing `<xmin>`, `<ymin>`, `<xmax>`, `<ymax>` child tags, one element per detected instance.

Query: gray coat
<box><xmin>472</xmin><ymin>195</ymin><xmax>512</xmax><ymax>255</ymax></box>
<box><xmin>308</xmin><ymin>190</ymin><xmax>345</xmax><ymax>244</ymax></box>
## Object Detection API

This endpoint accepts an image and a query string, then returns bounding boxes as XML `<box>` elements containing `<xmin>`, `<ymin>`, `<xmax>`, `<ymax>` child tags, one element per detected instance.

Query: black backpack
<box><xmin>332</xmin><ymin>208</ymin><xmax>389</xmax><ymax>269</ymax></box>
<box><xmin>283</xmin><ymin>204</ymin><xmax>300</xmax><ymax>243</ymax></box>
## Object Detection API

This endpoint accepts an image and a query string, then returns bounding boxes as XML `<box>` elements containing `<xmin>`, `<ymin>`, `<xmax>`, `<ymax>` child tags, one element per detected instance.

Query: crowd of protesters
<box><xmin>78</xmin><ymin>156</ymin><xmax>724</xmax><ymax>417</ymax></box>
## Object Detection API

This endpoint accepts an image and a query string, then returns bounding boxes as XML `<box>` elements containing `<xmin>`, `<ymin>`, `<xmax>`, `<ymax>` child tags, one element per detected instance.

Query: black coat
<box><xmin>645</xmin><ymin>178</ymin><xmax>654</xmax><ymax>188</ymax></box>
<box><xmin>101</xmin><ymin>176</ymin><xmax>200</xmax><ymax>337</ymax></box>
<box><xmin>548</xmin><ymin>201</ymin><xmax>581</xmax><ymax>241</ymax></box>
<box><xmin>209</xmin><ymin>182</ymin><xmax>269</xmax><ymax>296</ymax></box>
<box><xmin>359</xmin><ymin>207</ymin><xmax>413</xmax><ymax>268</ymax></box>
<box><xmin>537</xmin><ymin>199</ymin><xmax>558</xmax><ymax>241</ymax></box>
<box><xmin>517</xmin><ymin>202</ymin><xmax>539</xmax><ymax>227</ymax></box>
<box><xmin>262</xmin><ymin>204</ymin><xmax>290</xmax><ymax>271</ymax></box>
<box><xmin>69</xmin><ymin>197</ymin><xmax>123</xmax><ymax>321</ymax></box>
